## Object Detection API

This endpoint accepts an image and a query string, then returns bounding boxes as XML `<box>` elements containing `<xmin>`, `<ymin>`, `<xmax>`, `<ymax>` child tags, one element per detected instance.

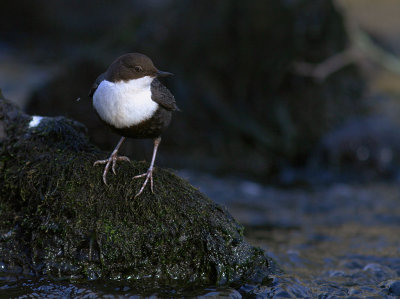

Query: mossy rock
<box><xmin>0</xmin><ymin>96</ymin><xmax>271</xmax><ymax>288</ymax></box>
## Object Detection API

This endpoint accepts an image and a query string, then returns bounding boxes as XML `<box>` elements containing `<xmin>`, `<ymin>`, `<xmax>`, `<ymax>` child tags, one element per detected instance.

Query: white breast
<box><xmin>93</xmin><ymin>76</ymin><xmax>158</xmax><ymax>128</ymax></box>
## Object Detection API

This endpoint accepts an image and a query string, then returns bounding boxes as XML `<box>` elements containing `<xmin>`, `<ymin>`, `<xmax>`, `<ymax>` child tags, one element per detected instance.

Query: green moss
<box><xmin>0</xmin><ymin>99</ymin><xmax>271</xmax><ymax>288</ymax></box>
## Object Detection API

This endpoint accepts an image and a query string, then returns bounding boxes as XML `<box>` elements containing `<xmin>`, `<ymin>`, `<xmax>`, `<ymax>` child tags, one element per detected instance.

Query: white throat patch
<box><xmin>93</xmin><ymin>76</ymin><xmax>158</xmax><ymax>128</ymax></box>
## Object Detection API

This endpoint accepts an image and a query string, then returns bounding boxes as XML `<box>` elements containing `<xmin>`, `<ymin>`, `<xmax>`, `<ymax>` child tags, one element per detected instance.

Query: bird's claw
<box><xmin>112</xmin><ymin>156</ymin><xmax>130</xmax><ymax>174</ymax></box>
<box><xmin>94</xmin><ymin>155</ymin><xmax>130</xmax><ymax>185</ymax></box>
<box><xmin>133</xmin><ymin>168</ymin><xmax>154</xmax><ymax>198</ymax></box>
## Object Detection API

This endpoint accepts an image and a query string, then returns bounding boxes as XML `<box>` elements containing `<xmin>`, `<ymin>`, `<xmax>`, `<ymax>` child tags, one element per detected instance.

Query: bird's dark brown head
<box><xmin>105</xmin><ymin>53</ymin><xmax>173</xmax><ymax>82</ymax></box>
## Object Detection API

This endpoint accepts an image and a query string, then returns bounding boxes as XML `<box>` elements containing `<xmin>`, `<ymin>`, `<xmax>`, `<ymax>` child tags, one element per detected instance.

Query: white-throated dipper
<box><xmin>88</xmin><ymin>53</ymin><xmax>178</xmax><ymax>198</ymax></box>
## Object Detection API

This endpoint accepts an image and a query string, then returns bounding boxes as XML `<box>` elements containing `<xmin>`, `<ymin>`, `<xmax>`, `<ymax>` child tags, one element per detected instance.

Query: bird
<box><xmin>88</xmin><ymin>53</ymin><xmax>178</xmax><ymax>198</ymax></box>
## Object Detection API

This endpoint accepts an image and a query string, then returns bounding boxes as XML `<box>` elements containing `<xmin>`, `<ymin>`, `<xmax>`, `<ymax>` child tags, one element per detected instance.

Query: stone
<box><xmin>0</xmin><ymin>94</ymin><xmax>272</xmax><ymax>288</ymax></box>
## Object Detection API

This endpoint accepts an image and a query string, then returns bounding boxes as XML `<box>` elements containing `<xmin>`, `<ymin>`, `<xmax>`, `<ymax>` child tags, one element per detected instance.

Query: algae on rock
<box><xmin>0</xmin><ymin>95</ymin><xmax>271</xmax><ymax>287</ymax></box>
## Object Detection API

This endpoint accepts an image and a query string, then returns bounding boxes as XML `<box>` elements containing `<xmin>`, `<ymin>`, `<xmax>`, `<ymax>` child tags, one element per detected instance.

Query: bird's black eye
<box><xmin>134</xmin><ymin>66</ymin><xmax>143</xmax><ymax>72</ymax></box>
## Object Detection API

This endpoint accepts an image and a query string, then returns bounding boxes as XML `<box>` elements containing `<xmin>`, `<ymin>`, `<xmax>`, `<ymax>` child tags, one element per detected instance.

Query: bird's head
<box><xmin>108</xmin><ymin>53</ymin><xmax>173</xmax><ymax>82</ymax></box>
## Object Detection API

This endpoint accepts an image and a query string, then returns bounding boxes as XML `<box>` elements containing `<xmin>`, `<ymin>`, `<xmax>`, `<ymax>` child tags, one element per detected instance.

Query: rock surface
<box><xmin>0</xmin><ymin>94</ymin><xmax>271</xmax><ymax>288</ymax></box>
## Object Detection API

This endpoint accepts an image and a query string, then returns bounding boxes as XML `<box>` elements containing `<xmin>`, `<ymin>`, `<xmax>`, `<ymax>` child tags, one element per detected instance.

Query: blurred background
<box><xmin>2</xmin><ymin>0</ymin><xmax>400</xmax><ymax>185</ymax></box>
<box><xmin>1</xmin><ymin>0</ymin><xmax>400</xmax><ymax>296</ymax></box>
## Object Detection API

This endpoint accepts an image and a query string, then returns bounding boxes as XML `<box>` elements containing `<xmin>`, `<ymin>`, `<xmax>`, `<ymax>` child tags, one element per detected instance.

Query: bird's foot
<box><xmin>133</xmin><ymin>167</ymin><xmax>154</xmax><ymax>198</ymax></box>
<box><xmin>94</xmin><ymin>154</ymin><xmax>130</xmax><ymax>185</ymax></box>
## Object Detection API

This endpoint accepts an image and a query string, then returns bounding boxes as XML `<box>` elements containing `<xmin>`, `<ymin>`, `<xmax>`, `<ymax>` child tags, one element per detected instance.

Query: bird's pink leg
<box><xmin>133</xmin><ymin>137</ymin><xmax>161</xmax><ymax>198</ymax></box>
<box><xmin>94</xmin><ymin>137</ymin><xmax>130</xmax><ymax>185</ymax></box>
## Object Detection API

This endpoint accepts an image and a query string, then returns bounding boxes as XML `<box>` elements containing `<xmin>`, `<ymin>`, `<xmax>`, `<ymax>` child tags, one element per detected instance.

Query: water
<box><xmin>1</xmin><ymin>171</ymin><xmax>400</xmax><ymax>297</ymax></box>
<box><xmin>0</xmin><ymin>276</ymin><xmax>244</xmax><ymax>298</ymax></box>
<box><xmin>180</xmin><ymin>171</ymin><xmax>400</xmax><ymax>298</ymax></box>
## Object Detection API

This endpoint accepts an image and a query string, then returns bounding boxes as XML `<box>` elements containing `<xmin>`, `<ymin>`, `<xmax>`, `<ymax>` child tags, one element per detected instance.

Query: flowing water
<box><xmin>1</xmin><ymin>171</ymin><xmax>400</xmax><ymax>298</ymax></box>
<box><xmin>183</xmin><ymin>171</ymin><xmax>400</xmax><ymax>298</ymax></box>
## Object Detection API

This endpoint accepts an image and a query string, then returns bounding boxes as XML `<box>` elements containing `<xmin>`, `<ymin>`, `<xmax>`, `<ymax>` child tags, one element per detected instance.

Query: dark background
<box><xmin>2</xmin><ymin>1</ymin><xmax>400</xmax><ymax>296</ymax></box>
<box><xmin>2</xmin><ymin>0</ymin><xmax>400</xmax><ymax>184</ymax></box>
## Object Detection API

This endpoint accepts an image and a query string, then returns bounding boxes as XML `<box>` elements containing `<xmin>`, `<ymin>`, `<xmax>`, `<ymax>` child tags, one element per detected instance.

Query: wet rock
<box><xmin>244</xmin><ymin>275</ymin><xmax>313</xmax><ymax>298</ymax></box>
<box><xmin>380</xmin><ymin>279</ymin><xmax>400</xmax><ymax>296</ymax></box>
<box><xmin>0</xmin><ymin>95</ymin><xmax>271</xmax><ymax>287</ymax></box>
<box><xmin>363</xmin><ymin>263</ymin><xmax>398</xmax><ymax>282</ymax></box>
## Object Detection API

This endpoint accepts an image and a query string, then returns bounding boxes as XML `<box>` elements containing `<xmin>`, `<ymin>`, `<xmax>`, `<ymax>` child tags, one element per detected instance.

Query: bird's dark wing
<box><xmin>151</xmin><ymin>79</ymin><xmax>179</xmax><ymax>111</ymax></box>
<box><xmin>88</xmin><ymin>72</ymin><xmax>106</xmax><ymax>98</ymax></box>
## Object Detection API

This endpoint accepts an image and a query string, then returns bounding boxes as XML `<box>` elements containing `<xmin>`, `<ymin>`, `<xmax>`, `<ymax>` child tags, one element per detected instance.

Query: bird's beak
<box><xmin>156</xmin><ymin>70</ymin><xmax>174</xmax><ymax>77</ymax></box>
